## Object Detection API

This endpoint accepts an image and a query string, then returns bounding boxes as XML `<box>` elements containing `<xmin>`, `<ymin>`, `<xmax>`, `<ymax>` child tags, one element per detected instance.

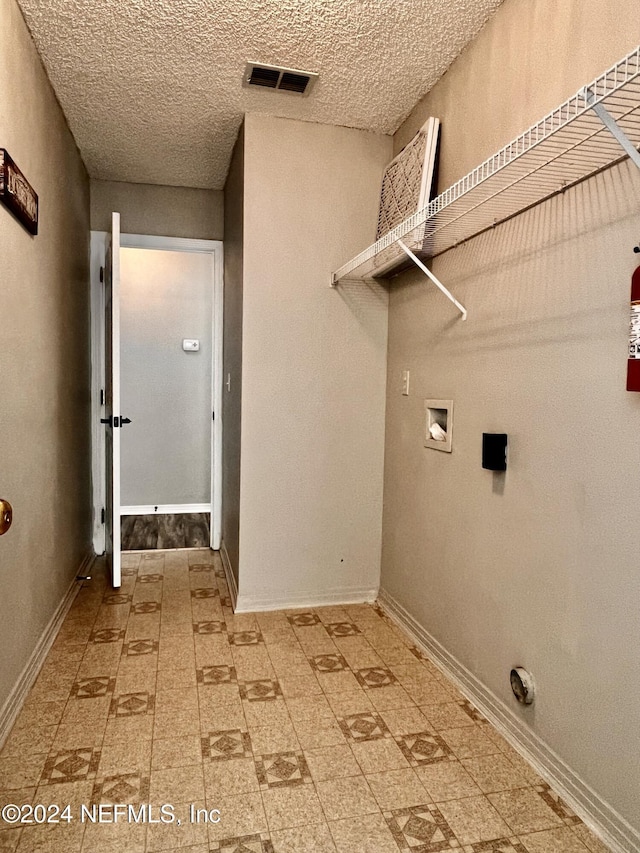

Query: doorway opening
<box><xmin>90</xmin><ymin>227</ymin><xmax>223</xmax><ymax>581</ymax></box>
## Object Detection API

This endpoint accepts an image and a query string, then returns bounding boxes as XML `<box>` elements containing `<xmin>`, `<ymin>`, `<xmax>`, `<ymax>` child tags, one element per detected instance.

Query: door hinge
<box><xmin>212</xmin><ymin>411</ymin><xmax>215</xmax><ymax>421</ymax></box>
<box><xmin>100</xmin><ymin>389</ymin><xmax>104</xmax><ymax>406</ymax></box>
<box><xmin>101</xmin><ymin>507</ymin><xmax>105</xmax><ymax>525</ymax></box>
<box><xmin>99</xmin><ymin>266</ymin><xmax>104</xmax><ymax>283</ymax></box>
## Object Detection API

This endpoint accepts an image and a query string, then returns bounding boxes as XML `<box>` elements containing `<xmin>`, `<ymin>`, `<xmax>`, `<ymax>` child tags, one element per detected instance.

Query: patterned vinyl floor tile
<box><xmin>0</xmin><ymin>551</ymin><xmax>613</xmax><ymax>853</ymax></box>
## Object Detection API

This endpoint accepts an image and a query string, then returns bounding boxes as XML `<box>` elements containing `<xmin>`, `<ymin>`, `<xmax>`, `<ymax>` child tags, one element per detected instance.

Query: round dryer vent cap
<box><xmin>510</xmin><ymin>667</ymin><xmax>535</xmax><ymax>705</ymax></box>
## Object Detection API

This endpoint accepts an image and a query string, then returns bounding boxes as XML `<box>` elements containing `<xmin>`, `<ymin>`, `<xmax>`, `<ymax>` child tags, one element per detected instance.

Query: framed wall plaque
<box><xmin>0</xmin><ymin>149</ymin><xmax>38</xmax><ymax>235</ymax></box>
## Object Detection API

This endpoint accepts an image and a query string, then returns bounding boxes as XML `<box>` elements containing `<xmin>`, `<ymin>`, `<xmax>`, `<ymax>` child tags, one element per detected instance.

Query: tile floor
<box><xmin>0</xmin><ymin>549</ymin><xmax>611</xmax><ymax>853</ymax></box>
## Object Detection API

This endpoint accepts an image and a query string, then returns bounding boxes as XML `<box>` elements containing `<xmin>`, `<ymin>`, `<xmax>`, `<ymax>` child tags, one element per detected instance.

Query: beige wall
<box><xmin>91</xmin><ymin>179</ymin><xmax>223</xmax><ymax>240</ymax></box>
<box><xmin>382</xmin><ymin>0</ymin><xmax>640</xmax><ymax>837</ymax></box>
<box><xmin>222</xmin><ymin>125</ymin><xmax>245</xmax><ymax>582</ymax></box>
<box><xmin>395</xmin><ymin>1</ymin><xmax>640</xmax><ymax>187</ymax></box>
<box><xmin>0</xmin><ymin>0</ymin><xmax>91</xmax><ymax>713</ymax></box>
<box><xmin>237</xmin><ymin>115</ymin><xmax>391</xmax><ymax>609</ymax></box>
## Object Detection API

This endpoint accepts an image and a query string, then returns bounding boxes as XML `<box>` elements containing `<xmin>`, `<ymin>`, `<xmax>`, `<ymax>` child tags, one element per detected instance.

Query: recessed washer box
<box><xmin>424</xmin><ymin>399</ymin><xmax>453</xmax><ymax>453</ymax></box>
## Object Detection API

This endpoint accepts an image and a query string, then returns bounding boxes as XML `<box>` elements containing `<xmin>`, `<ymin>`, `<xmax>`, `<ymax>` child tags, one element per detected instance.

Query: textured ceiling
<box><xmin>17</xmin><ymin>0</ymin><xmax>504</xmax><ymax>189</ymax></box>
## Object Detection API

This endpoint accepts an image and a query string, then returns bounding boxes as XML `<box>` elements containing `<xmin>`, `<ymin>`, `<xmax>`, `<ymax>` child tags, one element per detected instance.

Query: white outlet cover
<box><xmin>182</xmin><ymin>339</ymin><xmax>200</xmax><ymax>352</ymax></box>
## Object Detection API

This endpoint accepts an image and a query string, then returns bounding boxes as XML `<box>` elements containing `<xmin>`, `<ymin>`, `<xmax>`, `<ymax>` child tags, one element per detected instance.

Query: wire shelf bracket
<box><xmin>331</xmin><ymin>45</ymin><xmax>640</xmax><ymax>318</ymax></box>
<box><xmin>585</xmin><ymin>86</ymin><xmax>640</xmax><ymax>170</ymax></box>
<box><xmin>397</xmin><ymin>240</ymin><xmax>467</xmax><ymax>320</ymax></box>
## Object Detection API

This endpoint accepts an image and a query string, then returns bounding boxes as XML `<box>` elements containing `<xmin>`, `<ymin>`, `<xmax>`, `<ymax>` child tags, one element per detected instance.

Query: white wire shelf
<box><xmin>332</xmin><ymin>46</ymin><xmax>640</xmax><ymax>286</ymax></box>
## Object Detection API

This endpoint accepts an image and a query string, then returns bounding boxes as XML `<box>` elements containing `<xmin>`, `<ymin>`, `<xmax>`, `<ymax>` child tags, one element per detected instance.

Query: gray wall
<box><xmin>237</xmin><ymin>115</ymin><xmax>391</xmax><ymax>608</ymax></box>
<box><xmin>91</xmin><ymin>179</ymin><xmax>223</xmax><ymax>240</ymax></box>
<box><xmin>381</xmin><ymin>0</ymin><xmax>640</xmax><ymax>834</ymax></box>
<box><xmin>221</xmin><ymin>125</ymin><xmax>244</xmax><ymax>583</ymax></box>
<box><xmin>120</xmin><ymin>248</ymin><xmax>213</xmax><ymax>507</ymax></box>
<box><xmin>0</xmin><ymin>0</ymin><xmax>91</xmax><ymax>710</ymax></box>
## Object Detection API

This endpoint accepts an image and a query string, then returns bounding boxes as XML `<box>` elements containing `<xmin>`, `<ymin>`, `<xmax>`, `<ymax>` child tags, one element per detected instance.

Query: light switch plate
<box><xmin>183</xmin><ymin>339</ymin><xmax>200</xmax><ymax>352</ymax></box>
<box><xmin>402</xmin><ymin>370</ymin><xmax>410</xmax><ymax>396</ymax></box>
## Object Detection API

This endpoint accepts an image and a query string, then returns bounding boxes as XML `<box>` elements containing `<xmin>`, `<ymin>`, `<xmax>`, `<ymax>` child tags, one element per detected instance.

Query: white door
<box><xmin>103</xmin><ymin>212</ymin><xmax>122</xmax><ymax>588</ymax></box>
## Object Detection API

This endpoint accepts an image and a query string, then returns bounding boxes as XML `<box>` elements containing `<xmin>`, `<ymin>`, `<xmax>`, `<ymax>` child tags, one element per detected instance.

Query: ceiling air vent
<box><xmin>244</xmin><ymin>63</ymin><xmax>318</xmax><ymax>97</ymax></box>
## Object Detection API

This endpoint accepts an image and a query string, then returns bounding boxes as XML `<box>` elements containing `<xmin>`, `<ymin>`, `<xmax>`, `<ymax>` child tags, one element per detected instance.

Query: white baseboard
<box><xmin>0</xmin><ymin>551</ymin><xmax>95</xmax><ymax>750</ymax></box>
<box><xmin>235</xmin><ymin>585</ymin><xmax>379</xmax><ymax>614</ymax></box>
<box><xmin>219</xmin><ymin>539</ymin><xmax>238</xmax><ymax>610</ymax></box>
<box><xmin>218</xmin><ymin>542</ymin><xmax>378</xmax><ymax>615</ymax></box>
<box><xmin>378</xmin><ymin>588</ymin><xmax>640</xmax><ymax>853</ymax></box>
<box><xmin>121</xmin><ymin>504</ymin><xmax>211</xmax><ymax>515</ymax></box>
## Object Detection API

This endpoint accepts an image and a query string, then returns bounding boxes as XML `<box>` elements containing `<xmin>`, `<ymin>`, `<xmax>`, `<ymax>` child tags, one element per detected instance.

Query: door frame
<box><xmin>90</xmin><ymin>231</ymin><xmax>224</xmax><ymax>552</ymax></box>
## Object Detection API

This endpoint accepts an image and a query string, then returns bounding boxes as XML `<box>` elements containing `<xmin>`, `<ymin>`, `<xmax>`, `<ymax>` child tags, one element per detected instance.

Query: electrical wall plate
<box><xmin>182</xmin><ymin>339</ymin><xmax>200</xmax><ymax>352</ymax></box>
<box><xmin>424</xmin><ymin>399</ymin><xmax>453</xmax><ymax>453</ymax></box>
<box><xmin>482</xmin><ymin>433</ymin><xmax>508</xmax><ymax>471</ymax></box>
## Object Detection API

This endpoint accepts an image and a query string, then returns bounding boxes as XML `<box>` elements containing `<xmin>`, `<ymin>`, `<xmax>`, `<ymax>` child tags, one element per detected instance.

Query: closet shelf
<box><xmin>332</xmin><ymin>46</ymin><xmax>640</xmax><ymax>287</ymax></box>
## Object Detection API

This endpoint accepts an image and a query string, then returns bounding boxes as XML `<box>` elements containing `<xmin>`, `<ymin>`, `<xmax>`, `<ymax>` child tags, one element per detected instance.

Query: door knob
<box><xmin>0</xmin><ymin>499</ymin><xmax>13</xmax><ymax>535</ymax></box>
<box><xmin>100</xmin><ymin>416</ymin><xmax>132</xmax><ymax>428</ymax></box>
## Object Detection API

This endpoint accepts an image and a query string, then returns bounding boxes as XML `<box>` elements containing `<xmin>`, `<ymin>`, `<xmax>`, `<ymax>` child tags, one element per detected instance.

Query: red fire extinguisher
<box><xmin>627</xmin><ymin>262</ymin><xmax>640</xmax><ymax>391</ymax></box>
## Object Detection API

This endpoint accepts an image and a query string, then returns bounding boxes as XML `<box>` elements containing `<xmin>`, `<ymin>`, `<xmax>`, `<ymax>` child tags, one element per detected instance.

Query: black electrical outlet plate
<box><xmin>482</xmin><ymin>433</ymin><xmax>508</xmax><ymax>471</ymax></box>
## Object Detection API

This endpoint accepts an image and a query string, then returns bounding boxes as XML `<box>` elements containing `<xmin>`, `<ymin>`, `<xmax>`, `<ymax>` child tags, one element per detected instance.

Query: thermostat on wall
<box><xmin>182</xmin><ymin>339</ymin><xmax>200</xmax><ymax>352</ymax></box>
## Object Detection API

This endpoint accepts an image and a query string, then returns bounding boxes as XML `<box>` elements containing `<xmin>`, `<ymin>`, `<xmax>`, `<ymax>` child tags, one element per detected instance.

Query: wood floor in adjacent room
<box><xmin>121</xmin><ymin>514</ymin><xmax>210</xmax><ymax>551</ymax></box>
<box><xmin>0</xmin><ymin>550</ymin><xmax>610</xmax><ymax>853</ymax></box>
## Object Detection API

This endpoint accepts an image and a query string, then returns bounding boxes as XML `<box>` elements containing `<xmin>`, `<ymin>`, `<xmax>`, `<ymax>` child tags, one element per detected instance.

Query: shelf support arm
<box><xmin>397</xmin><ymin>240</ymin><xmax>467</xmax><ymax>321</ymax></box>
<box><xmin>585</xmin><ymin>88</ymin><xmax>640</xmax><ymax>172</ymax></box>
